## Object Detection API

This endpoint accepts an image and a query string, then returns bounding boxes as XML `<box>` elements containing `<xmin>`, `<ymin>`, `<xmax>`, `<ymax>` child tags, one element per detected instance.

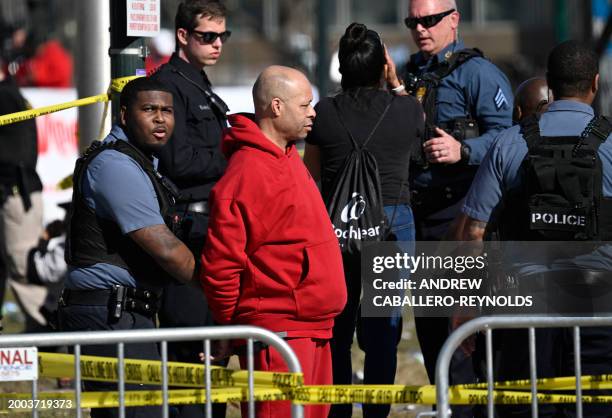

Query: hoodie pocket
<box><xmin>293</xmin><ymin>239</ymin><xmax>347</xmax><ymax>320</ymax></box>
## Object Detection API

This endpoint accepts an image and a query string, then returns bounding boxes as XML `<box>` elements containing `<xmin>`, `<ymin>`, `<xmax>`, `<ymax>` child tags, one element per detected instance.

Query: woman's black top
<box><xmin>306</xmin><ymin>88</ymin><xmax>424</xmax><ymax>205</ymax></box>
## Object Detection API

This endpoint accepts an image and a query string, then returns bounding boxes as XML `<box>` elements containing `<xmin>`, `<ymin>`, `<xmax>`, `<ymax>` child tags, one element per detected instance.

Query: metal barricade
<box><xmin>435</xmin><ymin>315</ymin><xmax>612</xmax><ymax>418</ymax></box>
<box><xmin>0</xmin><ymin>326</ymin><xmax>304</xmax><ymax>418</ymax></box>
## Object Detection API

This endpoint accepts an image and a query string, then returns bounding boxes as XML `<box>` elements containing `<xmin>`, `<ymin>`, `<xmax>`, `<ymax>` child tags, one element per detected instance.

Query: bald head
<box><xmin>252</xmin><ymin>65</ymin><xmax>316</xmax><ymax>147</ymax></box>
<box><xmin>513</xmin><ymin>77</ymin><xmax>551</xmax><ymax>123</ymax></box>
<box><xmin>253</xmin><ymin>66</ymin><xmax>310</xmax><ymax>114</ymax></box>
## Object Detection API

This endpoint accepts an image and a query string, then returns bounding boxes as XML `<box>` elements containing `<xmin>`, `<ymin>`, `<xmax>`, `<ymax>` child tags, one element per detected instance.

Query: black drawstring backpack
<box><xmin>325</xmin><ymin>97</ymin><xmax>393</xmax><ymax>256</ymax></box>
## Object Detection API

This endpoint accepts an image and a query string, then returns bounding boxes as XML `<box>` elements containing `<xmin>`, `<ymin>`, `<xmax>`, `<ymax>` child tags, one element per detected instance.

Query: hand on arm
<box><xmin>129</xmin><ymin>224</ymin><xmax>195</xmax><ymax>283</ymax></box>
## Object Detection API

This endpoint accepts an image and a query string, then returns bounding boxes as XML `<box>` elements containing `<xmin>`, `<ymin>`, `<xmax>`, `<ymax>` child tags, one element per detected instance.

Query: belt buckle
<box><xmin>187</xmin><ymin>201</ymin><xmax>208</xmax><ymax>214</ymax></box>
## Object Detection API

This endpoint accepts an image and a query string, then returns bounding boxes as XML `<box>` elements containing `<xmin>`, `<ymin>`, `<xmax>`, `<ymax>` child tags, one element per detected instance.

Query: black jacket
<box><xmin>151</xmin><ymin>53</ymin><xmax>228</xmax><ymax>202</ymax></box>
<box><xmin>0</xmin><ymin>76</ymin><xmax>42</xmax><ymax>204</ymax></box>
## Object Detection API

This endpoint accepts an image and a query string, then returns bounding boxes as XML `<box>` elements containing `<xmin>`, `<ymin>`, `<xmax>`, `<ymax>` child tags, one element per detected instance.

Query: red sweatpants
<box><xmin>240</xmin><ymin>337</ymin><xmax>332</xmax><ymax>418</ymax></box>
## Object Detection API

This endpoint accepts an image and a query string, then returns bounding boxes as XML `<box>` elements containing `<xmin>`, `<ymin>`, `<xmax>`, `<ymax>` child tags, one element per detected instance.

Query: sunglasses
<box><xmin>190</xmin><ymin>30</ymin><xmax>232</xmax><ymax>44</ymax></box>
<box><xmin>404</xmin><ymin>9</ymin><xmax>455</xmax><ymax>29</ymax></box>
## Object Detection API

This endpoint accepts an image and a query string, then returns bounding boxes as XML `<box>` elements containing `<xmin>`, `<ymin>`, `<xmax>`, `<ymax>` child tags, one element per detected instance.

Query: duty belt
<box><xmin>59</xmin><ymin>285</ymin><xmax>160</xmax><ymax>319</ymax></box>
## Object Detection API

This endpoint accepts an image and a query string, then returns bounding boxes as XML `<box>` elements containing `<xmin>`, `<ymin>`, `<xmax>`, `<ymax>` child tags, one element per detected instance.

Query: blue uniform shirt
<box><xmin>409</xmin><ymin>40</ymin><xmax>514</xmax><ymax>188</ymax></box>
<box><xmin>463</xmin><ymin>100</ymin><xmax>612</xmax><ymax>272</ymax></box>
<box><xmin>463</xmin><ymin>100</ymin><xmax>612</xmax><ymax>222</ymax></box>
<box><xmin>65</xmin><ymin>125</ymin><xmax>165</xmax><ymax>290</ymax></box>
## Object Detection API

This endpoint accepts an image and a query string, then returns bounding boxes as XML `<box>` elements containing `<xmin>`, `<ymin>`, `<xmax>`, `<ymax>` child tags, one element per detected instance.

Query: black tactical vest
<box><xmin>65</xmin><ymin>139</ymin><xmax>179</xmax><ymax>288</ymax></box>
<box><xmin>404</xmin><ymin>48</ymin><xmax>483</xmax><ymax>143</ymax></box>
<box><xmin>499</xmin><ymin>114</ymin><xmax>612</xmax><ymax>241</ymax></box>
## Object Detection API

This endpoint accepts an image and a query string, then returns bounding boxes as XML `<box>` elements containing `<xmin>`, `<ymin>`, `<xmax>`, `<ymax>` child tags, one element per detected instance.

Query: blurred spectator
<box><xmin>14</xmin><ymin>35</ymin><xmax>73</xmax><ymax>87</ymax></box>
<box><xmin>145</xmin><ymin>29</ymin><xmax>174</xmax><ymax>75</ymax></box>
<box><xmin>0</xmin><ymin>0</ymin><xmax>29</xmax><ymax>63</ymax></box>
<box><xmin>25</xmin><ymin>202</ymin><xmax>70</xmax><ymax>331</ymax></box>
<box><xmin>0</xmin><ymin>62</ymin><xmax>45</xmax><ymax>332</ymax></box>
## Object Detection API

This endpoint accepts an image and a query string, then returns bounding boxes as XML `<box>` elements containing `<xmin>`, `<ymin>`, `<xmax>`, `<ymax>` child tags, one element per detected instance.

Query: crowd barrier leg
<box><xmin>435</xmin><ymin>316</ymin><xmax>612</xmax><ymax>418</ymax></box>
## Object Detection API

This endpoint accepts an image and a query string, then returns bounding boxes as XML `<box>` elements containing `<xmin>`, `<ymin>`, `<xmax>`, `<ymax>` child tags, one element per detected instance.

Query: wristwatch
<box><xmin>460</xmin><ymin>143</ymin><xmax>471</xmax><ymax>163</ymax></box>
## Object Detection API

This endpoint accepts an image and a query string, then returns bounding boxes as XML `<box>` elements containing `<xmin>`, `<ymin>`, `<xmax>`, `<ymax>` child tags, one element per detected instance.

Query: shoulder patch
<box><xmin>494</xmin><ymin>87</ymin><xmax>508</xmax><ymax>110</ymax></box>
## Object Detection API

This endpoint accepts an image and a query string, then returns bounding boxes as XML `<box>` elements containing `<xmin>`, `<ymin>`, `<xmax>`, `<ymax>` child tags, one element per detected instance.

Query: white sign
<box><xmin>22</xmin><ymin>88</ymin><xmax>79</xmax><ymax>224</ymax></box>
<box><xmin>0</xmin><ymin>347</ymin><xmax>38</xmax><ymax>382</ymax></box>
<box><xmin>127</xmin><ymin>0</ymin><xmax>160</xmax><ymax>37</ymax></box>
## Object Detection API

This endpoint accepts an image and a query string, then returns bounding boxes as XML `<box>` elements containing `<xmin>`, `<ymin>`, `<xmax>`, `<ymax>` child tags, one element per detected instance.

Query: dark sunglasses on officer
<box><xmin>190</xmin><ymin>29</ymin><xmax>232</xmax><ymax>44</ymax></box>
<box><xmin>404</xmin><ymin>9</ymin><xmax>455</xmax><ymax>30</ymax></box>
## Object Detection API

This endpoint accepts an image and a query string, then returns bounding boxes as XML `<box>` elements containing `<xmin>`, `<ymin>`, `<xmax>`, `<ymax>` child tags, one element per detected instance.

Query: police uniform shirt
<box><xmin>462</xmin><ymin>100</ymin><xmax>612</xmax><ymax>270</ymax></box>
<box><xmin>408</xmin><ymin>40</ymin><xmax>514</xmax><ymax>188</ymax></box>
<box><xmin>65</xmin><ymin>125</ymin><xmax>165</xmax><ymax>290</ymax></box>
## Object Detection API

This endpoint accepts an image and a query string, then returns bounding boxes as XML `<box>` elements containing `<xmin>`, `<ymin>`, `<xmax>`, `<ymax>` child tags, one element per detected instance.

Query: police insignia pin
<box><xmin>416</xmin><ymin>87</ymin><xmax>427</xmax><ymax>103</ymax></box>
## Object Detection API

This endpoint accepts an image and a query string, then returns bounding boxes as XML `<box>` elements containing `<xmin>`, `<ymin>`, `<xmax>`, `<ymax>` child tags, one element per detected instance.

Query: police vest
<box><xmin>404</xmin><ymin>48</ymin><xmax>483</xmax><ymax>143</ymax></box>
<box><xmin>499</xmin><ymin>114</ymin><xmax>612</xmax><ymax>241</ymax></box>
<box><xmin>65</xmin><ymin>139</ymin><xmax>179</xmax><ymax>287</ymax></box>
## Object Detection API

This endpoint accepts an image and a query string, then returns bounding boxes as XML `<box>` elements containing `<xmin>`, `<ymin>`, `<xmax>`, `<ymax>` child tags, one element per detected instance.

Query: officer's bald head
<box><xmin>547</xmin><ymin>40</ymin><xmax>599</xmax><ymax>102</ymax></box>
<box><xmin>513</xmin><ymin>78</ymin><xmax>551</xmax><ymax>123</ymax></box>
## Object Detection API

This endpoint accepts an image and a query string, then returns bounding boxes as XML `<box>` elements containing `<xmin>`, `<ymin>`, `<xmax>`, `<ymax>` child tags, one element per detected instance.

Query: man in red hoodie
<box><xmin>201</xmin><ymin>65</ymin><xmax>347</xmax><ymax>418</ymax></box>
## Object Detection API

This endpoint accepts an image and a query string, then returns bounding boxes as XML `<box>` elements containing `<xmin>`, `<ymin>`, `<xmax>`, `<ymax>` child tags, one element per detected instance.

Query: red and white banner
<box><xmin>0</xmin><ymin>347</ymin><xmax>38</xmax><ymax>382</ymax></box>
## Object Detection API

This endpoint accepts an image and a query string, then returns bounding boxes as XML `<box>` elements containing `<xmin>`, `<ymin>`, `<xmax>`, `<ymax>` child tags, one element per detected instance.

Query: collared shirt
<box><xmin>406</xmin><ymin>40</ymin><xmax>514</xmax><ymax>188</ymax></box>
<box><xmin>65</xmin><ymin>125</ymin><xmax>165</xmax><ymax>290</ymax></box>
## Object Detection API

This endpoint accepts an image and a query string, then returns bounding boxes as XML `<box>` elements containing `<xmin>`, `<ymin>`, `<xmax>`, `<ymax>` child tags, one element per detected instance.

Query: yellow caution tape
<box><xmin>58</xmin><ymin>173</ymin><xmax>73</xmax><ymax>190</ymax></box>
<box><xmin>24</xmin><ymin>352</ymin><xmax>612</xmax><ymax>409</ymax></box>
<box><xmin>38</xmin><ymin>352</ymin><xmax>303</xmax><ymax>389</ymax></box>
<box><xmin>0</xmin><ymin>76</ymin><xmax>141</xmax><ymax>127</ymax></box>
<box><xmin>0</xmin><ymin>93</ymin><xmax>108</xmax><ymax>127</ymax></box>
<box><xmin>111</xmin><ymin>76</ymin><xmax>141</xmax><ymax>93</ymax></box>
<box><xmin>2</xmin><ymin>386</ymin><xmax>612</xmax><ymax>410</ymax></box>
<box><xmin>458</xmin><ymin>374</ymin><xmax>612</xmax><ymax>391</ymax></box>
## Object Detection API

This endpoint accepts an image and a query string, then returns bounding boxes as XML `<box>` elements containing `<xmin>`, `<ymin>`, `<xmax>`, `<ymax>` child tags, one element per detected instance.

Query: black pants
<box><xmin>58</xmin><ymin>303</ymin><xmax>162</xmax><ymax>418</ymax></box>
<box><xmin>158</xmin><ymin>211</ymin><xmax>225</xmax><ymax>418</ymax></box>
<box><xmin>496</xmin><ymin>326</ymin><xmax>612</xmax><ymax>418</ymax></box>
<box><xmin>329</xmin><ymin>259</ymin><xmax>403</xmax><ymax>418</ymax></box>
<box><xmin>413</xmin><ymin>200</ymin><xmax>478</xmax><ymax>418</ymax></box>
<box><xmin>0</xmin><ymin>193</ymin><xmax>8</xmax><ymax>312</ymax></box>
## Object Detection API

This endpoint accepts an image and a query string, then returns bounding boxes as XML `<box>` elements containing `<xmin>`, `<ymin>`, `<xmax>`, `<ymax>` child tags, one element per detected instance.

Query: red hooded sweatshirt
<box><xmin>201</xmin><ymin>114</ymin><xmax>347</xmax><ymax>335</ymax></box>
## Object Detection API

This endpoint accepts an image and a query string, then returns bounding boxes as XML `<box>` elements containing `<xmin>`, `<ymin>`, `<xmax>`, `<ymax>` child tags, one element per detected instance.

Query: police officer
<box><xmin>150</xmin><ymin>2</ymin><xmax>229</xmax><ymax>417</ymax></box>
<box><xmin>151</xmin><ymin>0</ymin><xmax>228</xmax><ymax>255</ymax></box>
<box><xmin>59</xmin><ymin>77</ymin><xmax>195</xmax><ymax>418</ymax></box>
<box><xmin>462</xmin><ymin>40</ymin><xmax>612</xmax><ymax>418</ymax></box>
<box><xmin>513</xmin><ymin>77</ymin><xmax>552</xmax><ymax>124</ymax></box>
<box><xmin>384</xmin><ymin>0</ymin><xmax>514</xmax><ymax>402</ymax></box>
